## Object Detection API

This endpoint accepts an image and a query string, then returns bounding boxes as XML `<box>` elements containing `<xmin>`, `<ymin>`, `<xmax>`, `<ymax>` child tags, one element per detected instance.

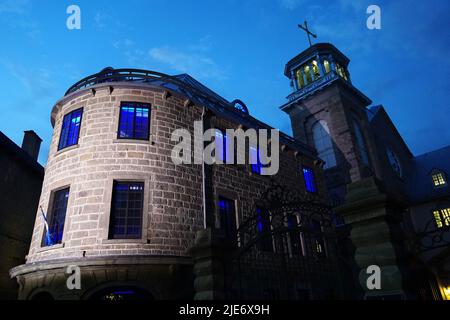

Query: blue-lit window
<box><xmin>58</xmin><ymin>108</ymin><xmax>83</xmax><ymax>150</ymax></box>
<box><xmin>44</xmin><ymin>188</ymin><xmax>70</xmax><ymax>246</ymax></box>
<box><xmin>250</xmin><ymin>146</ymin><xmax>269</xmax><ymax>174</ymax></box>
<box><xmin>118</xmin><ymin>102</ymin><xmax>150</xmax><ymax>140</ymax></box>
<box><xmin>215</xmin><ymin>129</ymin><xmax>229</xmax><ymax>163</ymax></box>
<box><xmin>218</xmin><ymin>196</ymin><xmax>237</xmax><ymax>243</ymax></box>
<box><xmin>256</xmin><ymin>207</ymin><xmax>274</xmax><ymax>252</ymax></box>
<box><xmin>109</xmin><ymin>182</ymin><xmax>144</xmax><ymax>239</ymax></box>
<box><xmin>303</xmin><ymin>167</ymin><xmax>316</xmax><ymax>193</ymax></box>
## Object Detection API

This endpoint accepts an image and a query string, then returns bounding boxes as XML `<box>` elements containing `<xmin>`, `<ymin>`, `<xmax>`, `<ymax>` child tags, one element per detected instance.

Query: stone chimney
<box><xmin>21</xmin><ymin>130</ymin><xmax>42</xmax><ymax>161</ymax></box>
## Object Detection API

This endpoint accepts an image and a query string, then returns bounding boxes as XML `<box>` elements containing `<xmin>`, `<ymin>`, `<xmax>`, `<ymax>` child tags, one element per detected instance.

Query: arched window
<box><xmin>312</xmin><ymin>120</ymin><xmax>337</xmax><ymax>169</ymax></box>
<box><xmin>304</xmin><ymin>65</ymin><xmax>313</xmax><ymax>84</ymax></box>
<box><xmin>431</xmin><ymin>169</ymin><xmax>447</xmax><ymax>188</ymax></box>
<box><xmin>323</xmin><ymin>60</ymin><xmax>331</xmax><ymax>74</ymax></box>
<box><xmin>335</xmin><ymin>63</ymin><xmax>348</xmax><ymax>81</ymax></box>
<box><xmin>353</xmin><ymin>121</ymin><xmax>370</xmax><ymax>167</ymax></box>
<box><xmin>386</xmin><ymin>147</ymin><xmax>402</xmax><ymax>178</ymax></box>
<box><xmin>312</xmin><ymin>60</ymin><xmax>321</xmax><ymax>79</ymax></box>
<box><xmin>296</xmin><ymin>69</ymin><xmax>305</xmax><ymax>88</ymax></box>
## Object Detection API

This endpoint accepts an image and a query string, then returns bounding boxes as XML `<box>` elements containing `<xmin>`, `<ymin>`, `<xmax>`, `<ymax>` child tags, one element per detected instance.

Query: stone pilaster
<box><xmin>189</xmin><ymin>228</ymin><xmax>232</xmax><ymax>300</ymax></box>
<box><xmin>336</xmin><ymin>176</ymin><xmax>407</xmax><ymax>299</ymax></box>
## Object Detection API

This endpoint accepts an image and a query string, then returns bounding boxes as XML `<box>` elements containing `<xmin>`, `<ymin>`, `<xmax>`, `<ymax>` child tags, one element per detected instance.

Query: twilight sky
<box><xmin>0</xmin><ymin>0</ymin><xmax>449</xmax><ymax>164</ymax></box>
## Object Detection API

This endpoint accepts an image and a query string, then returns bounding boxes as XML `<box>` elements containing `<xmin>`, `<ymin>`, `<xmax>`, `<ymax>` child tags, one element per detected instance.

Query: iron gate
<box><xmin>223</xmin><ymin>182</ymin><xmax>349</xmax><ymax>300</ymax></box>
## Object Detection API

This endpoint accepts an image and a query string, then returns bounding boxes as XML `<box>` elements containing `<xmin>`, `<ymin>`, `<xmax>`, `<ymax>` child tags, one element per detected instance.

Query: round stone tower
<box><xmin>10</xmin><ymin>69</ymin><xmax>207</xmax><ymax>300</ymax></box>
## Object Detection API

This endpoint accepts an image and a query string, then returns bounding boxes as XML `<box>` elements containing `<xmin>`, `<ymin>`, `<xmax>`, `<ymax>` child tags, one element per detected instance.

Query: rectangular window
<box><xmin>311</xmin><ymin>220</ymin><xmax>326</xmax><ymax>259</ymax></box>
<box><xmin>287</xmin><ymin>214</ymin><xmax>303</xmax><ymax>257</ymax></box>
<box><xmin>44</xmin><ymin>188</ymin><xmax>70</xmax><ymax>246</ymax></box>
<box><xmin>109</xmin><ymin>182</ymin><xmax>144</xmax><ymax>239</ymax></box>
<box><xmin>215</xmin><ymin>129</ymin><xmax>229</xmax><ymax>163</ymax></box>
<box><xmin>303</xmin><ymin>166</ymin><xmax>317</xmax><ymax>193</ymax></box>
<box><xmin>256</xmin><ymin>207</ymin><xmax>274</xmax><ymax>252</ymax></box>
<box><xmin>218</xmin><ymin>196</ymin><xmax>237</xmax><ymax>243</ymax></box>
<box><xmin>58</xmin><ymin>108</ymin><xmax>83</xmax><ymax>150</ymax></box>
<box><xmin>250</xmin><ymin>146</ymin><xmax>269</xmax><ymax>175</ymax></box>
<box><xmin>118</xmin><ymin>102</ymin><xmax>150</xmax><ymax>140</ymax></box>
<box><xmin>434</xmin><ymin>208</ymin><xmax>450</xmax><ymax>229</ymax></box>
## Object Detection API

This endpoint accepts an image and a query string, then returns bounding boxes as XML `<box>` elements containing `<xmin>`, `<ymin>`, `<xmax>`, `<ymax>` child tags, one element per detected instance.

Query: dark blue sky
<box><xmin>0</xmin><ymin>0</ymin><xmax>449</xmax><ymax>164</ymax></box>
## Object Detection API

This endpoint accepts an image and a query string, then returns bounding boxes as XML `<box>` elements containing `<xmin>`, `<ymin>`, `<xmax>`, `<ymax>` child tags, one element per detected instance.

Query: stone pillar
<box><xmin>189</xmin><ymin>228</ymin><xmax>233</xmax><ymax>300</ymax></box>
<box><xmin>291</xmin><ymin>70</ymin><xmax>298</xmax><ymax>91</ymax></box>
<box><xmin>336</xmin><ymin>177</ymin><xmax>408</xmax><ymax>299</ymax></box>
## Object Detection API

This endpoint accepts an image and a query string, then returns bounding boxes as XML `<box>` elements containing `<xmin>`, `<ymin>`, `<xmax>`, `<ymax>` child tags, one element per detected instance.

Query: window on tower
<box><xmin>58</xmin><ymin>108</ymin><xmax>83</xmax><ymax>150</ymax></box>
<box><xmin>118</xmin><ymin>102</ymin><xmax>150</xmax><ymax>140</ymax></box>
<box><xmin>335</xmin><ymin>63</ymin><xmax>348</xmax><ymax>81</ymax></box>
<box><xmin>109</xmin><ymin>181</ymin><xmax>144</xmax><ymax>239</ymax></box>
<box><xmin>312</xmin><ymin>120</ymin><xmax>337</xmax><ymax>169</ymax></box>
<box><xmin>296</xmin><ymin>69</ymin><xmax>305</xmax><ymax>88</ymax></box>
<box><xmin>43</xmin><ymin>187</ymin><xmax>70</xmax><ymax>247</ymax></box>
<box><xmin>312</xmin><ymin>60</ymin><xmax>321</xmax><ymax>79</ymax></box>
<box><xmin>323</xmin><ymin>60</ymin><xmax>331</xmax><ymax>74</ymax></box>
<box><xmin>304</xmin><ymin>65</ymin><xmax>313</xmax><ymax>84</ymax></box>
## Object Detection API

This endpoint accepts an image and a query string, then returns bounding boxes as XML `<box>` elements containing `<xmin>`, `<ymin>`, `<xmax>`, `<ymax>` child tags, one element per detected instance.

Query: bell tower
<box><xmin>280</xmin><ymin>43</ymin><xmax>380</xmax><ymax>205</ymax></box>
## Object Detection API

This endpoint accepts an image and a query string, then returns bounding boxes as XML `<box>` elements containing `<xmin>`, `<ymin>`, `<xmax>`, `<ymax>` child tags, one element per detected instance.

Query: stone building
<box><xmin>0</xmin><ymin>130</ymin><xmax>44</xmax><ymax>299</ymax></box>
<box><xmin>281</xmin><ymin>43</ymin><xmax>450</xmax><ymax>300</ymax></box>
<box><xmin>9</xmin><ymin>42</ymin><xmax>450</xmax><ymax>300</ymax></box>
<box><xmin>10</xmin><ymin>67</ymin><xmax>340</xmax><ymax>300</ymax></box>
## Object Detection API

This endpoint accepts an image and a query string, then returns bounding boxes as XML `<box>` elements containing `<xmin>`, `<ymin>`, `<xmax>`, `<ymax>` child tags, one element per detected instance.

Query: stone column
<box><xmin>291</xmin><ymin>70</ymin><xmax>298</xmax><ymax>91</ymax></box>
<box><xmin>189</xmin><ymin>228</ymin><xmax>233</xmax><ymax>300</ymax></box>
<box><xmin>336</xmin><ymin>176</ymin><xmax>408</xmax><ymax>299</ymax></box>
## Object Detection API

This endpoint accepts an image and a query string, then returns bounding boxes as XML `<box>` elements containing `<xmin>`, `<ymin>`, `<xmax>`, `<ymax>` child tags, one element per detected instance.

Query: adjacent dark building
<box><xmin>0</xmin><ymin>131</ymin><xmax>44</xmax><ymax>299</ymax></box>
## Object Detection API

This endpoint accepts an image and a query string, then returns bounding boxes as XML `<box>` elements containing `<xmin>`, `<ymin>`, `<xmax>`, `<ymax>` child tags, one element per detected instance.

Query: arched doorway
<box><xmin>89</xmin><ymin>286</ymin><xmax>154</xmax><ymax>301</ymax></box>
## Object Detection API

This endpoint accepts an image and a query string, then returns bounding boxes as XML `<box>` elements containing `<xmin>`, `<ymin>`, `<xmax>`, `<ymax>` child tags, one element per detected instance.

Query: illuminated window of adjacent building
<box><xmin>44</xmin><ymin>188</ymin><xmax>70</xmax><ymax>247</ymax></box>
<box><xmin>353</xmin><ymin>121</ymin><xmax>370</xmax><ymax>167</ymax></box>
<box><xmin>218</xmin><ymin>196</ymin><xmax>237</xmax><ymax>243</ymax></box>
<box><xmin>312</xmin><ymin>120</ymin><xmax>337</xmax><ymax>169</ymax></box>
<box><xmin>323</xmin><ymin>60</ymin><xmax>331</xmax><ymax>74</ymax></box>
<box><xmin>118</xmin><ymin>102</ymin><xmax>150</xmax><ymax>140</ymax></box>
<box><xmin>433</xmin><ymin>208</ymin><xmax>450</xmax><ymax>229</ymax></box>
<box><xmin>303</xmin><ymin>166</ymin><xmax>317</xmax><ymax>193</ymax></box>
<box><xmin>386</xmin><ymin>147</ymin><xmax>402</xmax><ymax>178</ymax></box>
<box><xmin>58</xmin><ymin>108</ymin><xmax>83</xmax><ymax>150</ymax></box>
<box><xmin>256</xmin><ymin>206</ymin><xmax>274</xmax><ymax>252</ymax></box>
<box><xmin>312</xmin><ymin>60</ymin><xmax>321</xmax><ymax>79</ymax></box>
<box><xmin>296</xmin><ymin>69</ymin><xmax>305</xmax><ymax>88</ymax></box>
<box><xmin>109</xmin><ymin>182</ymin><xmax>144</xmax><ymax>239</ymax></box>
<box><xmin>431</xmin><ymin>170</ymin><xmax>447</xmax><ymax>187</ymax></box>
<box><xmin>304</xmin><ymin>65</ymin><xmax>313</xmax><ymax>84</ymax></box>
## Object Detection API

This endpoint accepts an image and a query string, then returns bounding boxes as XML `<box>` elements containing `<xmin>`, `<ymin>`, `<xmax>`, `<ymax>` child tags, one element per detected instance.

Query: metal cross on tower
<box><xmin>298</xmin><ymin>21</ymin><xmax>317</xmax><ymax>47</ymax></box>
